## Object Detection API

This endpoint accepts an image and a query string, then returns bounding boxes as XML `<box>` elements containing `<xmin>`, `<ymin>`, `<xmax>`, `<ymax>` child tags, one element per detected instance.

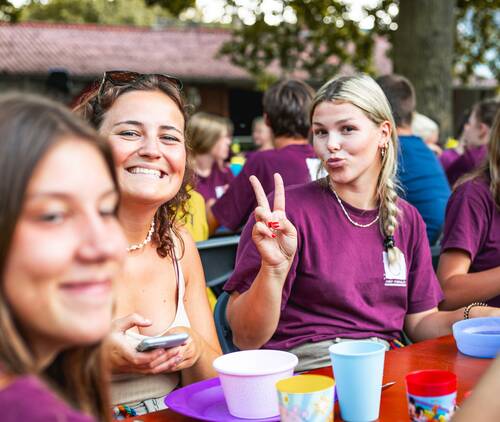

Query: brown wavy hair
<box><xmin>458</xmin><ymin>109</ymin><xmax>500</xmax><ymax>209</ymax></box>
<box><xmin>0</xmin><ymin>92</ymin><xmax>113</xmax><ymax>421</ymax></box>
<box><xmin>74</xmin><ymin>74</ymin><xmax>194</xmax><ymax>259</ymax></box>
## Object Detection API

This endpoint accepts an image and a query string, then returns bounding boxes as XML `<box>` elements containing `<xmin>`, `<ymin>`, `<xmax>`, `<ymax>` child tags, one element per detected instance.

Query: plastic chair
<box><xmin>213</xmin><ymin>291</ymin><xmax>239</xmax><ymax>354</ymax></box>
<box><xmin>196</xmin><ymin>235</ymin><xmax>240</xmax><ymax>296</ymax></box>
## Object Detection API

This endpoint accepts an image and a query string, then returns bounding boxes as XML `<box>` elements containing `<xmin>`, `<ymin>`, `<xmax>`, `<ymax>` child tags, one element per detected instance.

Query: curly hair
<box><xmin>74</xmin><ymin>74</ymin><xmax>194</xmax><ymax>259</ymax></box>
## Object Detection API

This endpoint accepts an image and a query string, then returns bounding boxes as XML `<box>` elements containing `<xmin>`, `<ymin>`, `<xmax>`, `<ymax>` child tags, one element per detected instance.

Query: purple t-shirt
<box><xmin>196</xmin><ymin>162</ymin><xmax>234</xmax><ymax>202</ymax></box>
<box><xmin>224</xmin><ymin>181</ymin><xmax>443</xmax><ymax>350</ymax></box>
<box><xmin>446</xmin><ymin>145</ymin><xmax>487</xmax><ymax>187</ymax></box>
<box><xmin>439</xmin><ymin>149</ymin><xmax>460</xmax><ymax>172</ymax></box>
<box><xmin>212</xmin><ymin>144</ymin><xmax>319</xmax><ymax>231</ymax></box>
<box><xmin>0</xmin><ymin>375</ymin><xmax>95</xmax><ymax>421</ymax></box>
<box><xmin>441</xmin><ymin>177</ymin><xmax>500</xmax><ymax>306</ymax></box>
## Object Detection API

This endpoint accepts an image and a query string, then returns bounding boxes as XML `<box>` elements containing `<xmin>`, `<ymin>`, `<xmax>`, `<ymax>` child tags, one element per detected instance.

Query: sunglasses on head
<box><xmin>97</xmin><ymin>70</ymin><xmax>183</xmax><ymax>96</ymax></box>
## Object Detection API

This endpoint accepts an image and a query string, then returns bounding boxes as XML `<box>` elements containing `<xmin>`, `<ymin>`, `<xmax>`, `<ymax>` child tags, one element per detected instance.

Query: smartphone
<box><xmin>136</xmin><ymin>332</ymin><xmax>189</xmax><ymax>352</ymax></box>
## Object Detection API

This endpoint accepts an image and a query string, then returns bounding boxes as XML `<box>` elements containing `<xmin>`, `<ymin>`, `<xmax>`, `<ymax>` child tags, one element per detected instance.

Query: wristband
<box><xmin>463</xmin><ymin>302</ymin><xmax>488</xmax><ymax>320</ymax></box>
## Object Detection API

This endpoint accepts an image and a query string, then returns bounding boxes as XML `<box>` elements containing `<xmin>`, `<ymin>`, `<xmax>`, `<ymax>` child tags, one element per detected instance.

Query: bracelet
<box><xmin>463</xmin><ymin>302</ymin><xmax>488</xmax><ymax>320</ymax></box>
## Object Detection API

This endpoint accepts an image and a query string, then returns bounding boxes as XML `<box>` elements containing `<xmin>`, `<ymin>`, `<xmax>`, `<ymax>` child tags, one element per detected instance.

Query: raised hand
<box><xmin>249</xmin><ymin>173</ymin><xmax>297</xmax><ymax>269</ymax></box>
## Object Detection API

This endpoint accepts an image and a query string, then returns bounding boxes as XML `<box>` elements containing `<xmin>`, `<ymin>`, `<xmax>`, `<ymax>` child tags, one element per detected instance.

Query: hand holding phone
<box><xmin>136</xmin><ymin>332</ymin><xmax>189</xmax><ymax>353</ymax></box>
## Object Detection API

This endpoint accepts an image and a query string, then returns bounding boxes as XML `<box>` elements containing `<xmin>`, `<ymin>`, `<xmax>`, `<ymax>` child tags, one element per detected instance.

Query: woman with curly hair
<box><xmin>75</xmin><ymin>71</ymin><xmax>220</xmax><ymax>416</ymax></box>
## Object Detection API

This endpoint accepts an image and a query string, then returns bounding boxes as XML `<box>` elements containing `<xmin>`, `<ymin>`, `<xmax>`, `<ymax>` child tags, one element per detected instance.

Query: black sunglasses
<box><xmin>97</xmin><ymin>70</ymin><xmax>183</xmax><ymax>96</ymax></box>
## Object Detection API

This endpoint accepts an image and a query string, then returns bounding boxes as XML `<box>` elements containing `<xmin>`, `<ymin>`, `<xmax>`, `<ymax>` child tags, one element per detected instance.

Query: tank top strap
<box><xmin>169</xmin><ymin>232</ymin><xmax>190</xmax><ymax>329</ymax></box>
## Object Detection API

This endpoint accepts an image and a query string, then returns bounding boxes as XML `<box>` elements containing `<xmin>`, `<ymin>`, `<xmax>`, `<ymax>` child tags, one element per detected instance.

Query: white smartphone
<box><xmin>136</xmin><ymin>332</ymin><xmax>189</xmax><ymax>352</ymax></box>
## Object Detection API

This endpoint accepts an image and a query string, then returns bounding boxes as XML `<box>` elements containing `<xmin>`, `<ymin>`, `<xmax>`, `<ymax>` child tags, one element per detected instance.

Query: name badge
<box><xmin>383</xmin><ymin>251</ymin><xmax>407</xmax><ymax>287</ymax></box>
<box><xmin>215</xmin><ymin>185</ymin><xmax>226</xmax><ymax>198</ymax></box>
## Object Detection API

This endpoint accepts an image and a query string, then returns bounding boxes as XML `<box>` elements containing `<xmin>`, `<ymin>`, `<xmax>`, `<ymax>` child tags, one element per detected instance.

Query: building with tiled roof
<box><xmin>0</xmin><ymin>22</ymin><xmax>494</xmax><ymax>135</ymax></box>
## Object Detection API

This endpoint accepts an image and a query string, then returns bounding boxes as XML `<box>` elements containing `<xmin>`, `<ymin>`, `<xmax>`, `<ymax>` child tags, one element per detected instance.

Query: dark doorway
<box><xmin>229</xmin><ymin>88</ymin><xmax>263</xmax><ymax>136</ymax></box>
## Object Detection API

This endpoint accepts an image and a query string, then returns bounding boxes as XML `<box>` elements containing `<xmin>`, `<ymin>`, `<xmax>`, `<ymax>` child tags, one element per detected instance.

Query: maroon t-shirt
<box><xmin>0</xmin><ymin>375</ymin><xmax>95</xmax><ymax>421</ymax></box>
<box><xmin>224</xmin><ymin>181</ymin><xmax>443</xmax><ymax>350</ymax></box>
<box><xmin>446</xmin><ymin>145</ymin><xmax>487</xmax><ymax>187</ymax></box>
<box><xmin>441</xmin><ymin>177</ymin><xmax>500</xmax><ymax>306</ymax></box>
<box><xmin>212</xmin><ymin>144</ymin><xmax>320</xmax><ymax>231</ymax></box>
<box><xmin>439</xmin><ymin>149</ymin><xmax>460</xmax><ymax>172</ymax></box>
<box><xmin>195</xmin><ymin>162</ymin><xmax>234</xmax><ymax>202</ymax></box>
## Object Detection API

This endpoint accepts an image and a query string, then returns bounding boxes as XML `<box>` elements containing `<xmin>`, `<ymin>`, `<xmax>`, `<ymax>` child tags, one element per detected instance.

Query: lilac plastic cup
<box><xmin>213</xmin><ymin>349</ymin><xmax>298</xmax><ymax>419</ymax></box>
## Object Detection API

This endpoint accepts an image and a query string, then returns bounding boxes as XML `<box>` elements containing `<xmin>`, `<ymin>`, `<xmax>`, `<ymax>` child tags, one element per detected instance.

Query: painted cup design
<box><xmin>406</xmin><ymin>370</ymin><xmax>457</xmax><ymax>422</ymax></box>
<box><xmin>276</xmin><ymin>374</ymin><xmax>334</xmax><ymax>422</ymax></box>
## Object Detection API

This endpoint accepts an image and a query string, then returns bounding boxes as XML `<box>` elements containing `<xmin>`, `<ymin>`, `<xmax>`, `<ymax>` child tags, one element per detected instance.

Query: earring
<box><xmin>381</xmin><ymin>146</ymin><xmax>386</xmax><ymax>158</ymax></box>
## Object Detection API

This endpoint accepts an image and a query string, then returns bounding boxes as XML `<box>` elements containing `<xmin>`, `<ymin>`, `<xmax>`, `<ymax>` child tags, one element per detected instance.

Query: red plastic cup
<box><xmin>405</xmin><ymin>370</ymin><xmax>457</xmax><ymax>421</ymax></box>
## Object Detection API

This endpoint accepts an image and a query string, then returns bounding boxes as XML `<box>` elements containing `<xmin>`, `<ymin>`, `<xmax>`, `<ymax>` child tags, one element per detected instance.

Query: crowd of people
<box><xmin>0</xmin><ymin>69</ymin><xmax>498</xmax><ymax>421</ymax></box>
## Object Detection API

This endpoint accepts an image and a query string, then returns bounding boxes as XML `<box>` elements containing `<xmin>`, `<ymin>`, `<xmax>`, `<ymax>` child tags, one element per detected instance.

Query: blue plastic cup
<box><xmin>329</xmin><ymin>341</ymin><xmax>386</xmax><ymax>421</ymax></box>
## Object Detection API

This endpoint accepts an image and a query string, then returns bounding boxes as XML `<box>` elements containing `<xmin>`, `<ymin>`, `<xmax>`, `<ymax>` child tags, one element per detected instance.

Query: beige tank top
<box><xmin>111</xmin><ymin>251</ymin><xmax>191</xmax><ymax>406</ymax></box>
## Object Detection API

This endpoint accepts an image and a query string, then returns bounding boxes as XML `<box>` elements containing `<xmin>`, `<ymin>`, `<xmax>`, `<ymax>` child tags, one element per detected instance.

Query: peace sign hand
<box><xmin>250</xmin><ymin>173</ymin><xmax>297</xmax><ymax>269</ymax></box>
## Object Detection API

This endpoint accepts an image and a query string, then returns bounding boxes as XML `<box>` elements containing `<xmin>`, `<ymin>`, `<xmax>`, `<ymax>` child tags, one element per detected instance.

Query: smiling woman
<box><xmin>224</xmin><ymin>74</ymin><xmax>500</xmax><ymax>372</ymax></box>
<box><xmin>75</xmin><ymin>72</ymin><xmax>221</xmax><ymax>417</ymax></box>
<box><xmin>0</xmin><ymin>93</ymin><xmax>126</xmax><ymax>421</ymax></box>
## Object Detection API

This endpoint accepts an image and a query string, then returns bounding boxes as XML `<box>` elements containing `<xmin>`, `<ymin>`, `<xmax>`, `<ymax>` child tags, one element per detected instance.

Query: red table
<box><xmin>127</xmin><ymin>336</ymin><xmax>493</xmax><ymax>421</ymax></box>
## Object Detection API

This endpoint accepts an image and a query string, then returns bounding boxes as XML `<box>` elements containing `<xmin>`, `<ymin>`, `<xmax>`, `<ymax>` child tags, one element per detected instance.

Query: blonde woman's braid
<box><xmin>379</xmin><ymin>176</ymin><xmax>401</xmax><ymax>265</ymax></box>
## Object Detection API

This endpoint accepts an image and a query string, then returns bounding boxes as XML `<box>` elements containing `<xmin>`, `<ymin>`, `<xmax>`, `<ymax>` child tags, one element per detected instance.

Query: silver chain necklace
<box><xmin>329</xmin><ymin>180</ymin><xmax>380</xmax><ymax>228</ymax></box>
<box><xmin>127</xmin><ymin>219</ymin><xmax>155</xmax><ymax>252</ymax></box>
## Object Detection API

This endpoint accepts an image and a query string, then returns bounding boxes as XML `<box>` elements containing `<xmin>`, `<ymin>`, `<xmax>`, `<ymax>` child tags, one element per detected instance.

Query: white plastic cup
<box><xmin>213</xmin><ymin>349</ymin><xmax>298</xmax><ymax>419</ymax></box>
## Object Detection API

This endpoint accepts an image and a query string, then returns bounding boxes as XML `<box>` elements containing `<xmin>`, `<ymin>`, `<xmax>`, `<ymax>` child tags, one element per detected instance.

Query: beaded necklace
<box><xmin>328</xmin><ymin>179</ymin><xmax>380</xmax><ymax>228</ymax></box>
<box><xmin>126</xmin><ymin>220</ymin><xmax>155</xmax><ymax>252</ymax></box>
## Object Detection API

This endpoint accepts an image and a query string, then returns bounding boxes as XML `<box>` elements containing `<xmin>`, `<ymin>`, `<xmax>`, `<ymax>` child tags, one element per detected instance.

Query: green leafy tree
<box><xmin>219</xmin><ymin>0</ymin><xmax>497</xmax><ymax>139</ymax></box>
<box><xmin>219</xmin><ymin>0</ymin><xmax>498</xmax><ymax>86</ymax></box>
<box><xmin>17</xmin><ymin>0</ymin><xmax>182</xmax><ymax>26</ymax></box>
<box><xmin>219</xmin><ymin>0</ymin><xmax>377</xmax><ymax>88</ymax></box>
<box><xmin>144</xmin><ymin>0</ymin><xmax>195</xmax><ymax>17</ymax></box>
<box><xmin>0</xmin><ymin>0</ymin><xmax>21</xmax><ymax>22</ymax></box>
<box><xmin>454</xmin><ymin>0</ymin><xmax>499</xmax><ymax>83</ymax></box>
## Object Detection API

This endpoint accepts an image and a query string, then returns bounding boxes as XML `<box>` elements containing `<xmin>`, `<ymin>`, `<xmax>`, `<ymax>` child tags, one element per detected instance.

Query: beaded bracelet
<box><xmin>463</xmin><ymin>302</ymin><xmax>488</xmax><ymax>320</ymax></box>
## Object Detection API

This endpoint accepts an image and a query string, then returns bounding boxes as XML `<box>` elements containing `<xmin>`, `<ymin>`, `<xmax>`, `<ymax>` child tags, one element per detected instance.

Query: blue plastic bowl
<box><xmin>452</xmin><ymin>317</ymin><xmax>500</xmax><ymax>358</ymax></box>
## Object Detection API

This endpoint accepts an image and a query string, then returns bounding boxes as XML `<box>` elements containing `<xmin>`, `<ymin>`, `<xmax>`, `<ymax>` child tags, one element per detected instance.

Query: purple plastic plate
<box><xmin>165</xmin><ymin>377</ymin><xmax>280</xmax><ymax>422</ymax></box>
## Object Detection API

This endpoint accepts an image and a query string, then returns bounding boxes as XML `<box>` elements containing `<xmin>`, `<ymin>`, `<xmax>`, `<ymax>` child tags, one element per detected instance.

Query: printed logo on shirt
<box><xmin>306</xmin><ymin>158</ymin><xmax>328</xmax><ymax>181</ymax></box>
<box><xmin>382</xmin><ymin>251</ymin><xmax>407</xmax><ymax>287</ymax></box>
<box><xmin>215</xmin><ymin>185</ymin><xmax>226</xmax><ymax>199</ymax></box>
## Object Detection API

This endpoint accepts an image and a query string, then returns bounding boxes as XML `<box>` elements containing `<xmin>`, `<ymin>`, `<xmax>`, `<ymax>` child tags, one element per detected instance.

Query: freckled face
<box><xmin>312</xmin><ymin>101</ymin><xmax>389</xmax><ymax>187</ymax></box>
<box><xmin>3</xmin><ymin>140</ymin><xmax>126</xmax><ymax>349</ymax></box>
<box><xmin>99</xmin><ymin>90</ymin><xmax>186</xmax><ymax>207</ymax></box>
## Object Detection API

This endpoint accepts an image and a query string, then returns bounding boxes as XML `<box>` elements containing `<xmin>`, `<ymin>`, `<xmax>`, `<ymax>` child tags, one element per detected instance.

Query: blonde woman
<box><xmin>224</xmin><ymin>75</ymin><xmax>500</xmax><ymax>371</ymax></box>
<box><xmin>187</xmin><ymin>112</ymin><xmax>234</xmax><ymax>202</ymax></box>
<box><xmin>438</xmin><ymin>110</ymin><xmax>500</xmax><ymax>310</ymax></box>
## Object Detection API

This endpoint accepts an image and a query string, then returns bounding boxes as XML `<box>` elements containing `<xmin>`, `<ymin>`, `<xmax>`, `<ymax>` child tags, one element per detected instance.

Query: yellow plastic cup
<box><xmin>276</xmin><ymin>374</ymin><xmax>335</xmax><ymax>422</ymax></box>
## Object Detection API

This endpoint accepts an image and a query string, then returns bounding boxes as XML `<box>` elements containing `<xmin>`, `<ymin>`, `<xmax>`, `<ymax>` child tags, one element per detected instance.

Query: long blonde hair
<box><xmin>458</xmin><ymin>109</ymin><xmax>500</xmax><ymax>208</ymax></box>
<box><xmin>311</xmin><ymin>74</ymin><xmax>402</xmax><ymax>265</ymax></box>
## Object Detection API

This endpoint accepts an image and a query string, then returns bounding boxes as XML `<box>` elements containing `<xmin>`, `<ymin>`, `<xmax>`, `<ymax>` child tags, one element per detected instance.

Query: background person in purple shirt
<box><xmin>0</xmin><ymin>94</ymin><xmax>126</xmax><ymax>421</ymax></box>
<box><xmin>251</xmin><ymin>116</ymin><xmax>274</xmax><ymax>152</ymax></box>
<box><xmin>224</xmin><ymin>75</ymin><xmax>500</xmax><ymax>371</ymax></box>
<box><xmin>446</xmin><ymin>99</ymin><xmax>499</xmax><ymax>187</ymax></box>
<box><xmin>438</xmin><ymin>111</ymin><xmax>500</xmax><ymax>310</ymax></box>
<box><xmin>188</xmin><ymin>112</ymin><xmax>234</xmax><ymax>202</ymax></box>
<box><xmin>208</xmin><ymin>79</ymin><xmax>322</xmax><ymax>234</ymax></box>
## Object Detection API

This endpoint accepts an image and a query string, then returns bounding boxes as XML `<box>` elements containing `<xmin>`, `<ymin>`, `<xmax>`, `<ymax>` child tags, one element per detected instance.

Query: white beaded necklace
<box><xmin>127</xmin><ymin>220</ymin><xmax>155</xmax><ymax>252</ymax></box>
<box><xmin>329</xmin><ymin>180</ymin><xmax>380</xmax><ymax>228</ymax></box>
